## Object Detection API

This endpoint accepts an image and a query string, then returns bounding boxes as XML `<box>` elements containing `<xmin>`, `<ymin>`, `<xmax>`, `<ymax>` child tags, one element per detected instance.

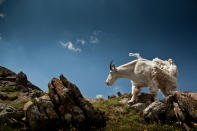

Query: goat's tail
<box><xmin>129</xmin><ymin>53</ymin><xmax>142</xmax><ymax>59</ymax></box>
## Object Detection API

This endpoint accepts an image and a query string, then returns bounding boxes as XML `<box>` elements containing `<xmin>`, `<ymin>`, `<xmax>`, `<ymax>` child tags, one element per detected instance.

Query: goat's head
<box><xmin>106</xmin><ymin>61</ymin><xmax>118</xmax><ymax>86</ymax></box>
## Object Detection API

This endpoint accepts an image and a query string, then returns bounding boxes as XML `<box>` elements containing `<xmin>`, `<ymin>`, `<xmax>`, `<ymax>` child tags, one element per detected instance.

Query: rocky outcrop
<box><xmin>16</xmin><ymin>72</ymin><xmax>28</xmax><ymax>86</ymax></box>
<box><xmin>0</xmin><ymin>103</ymin><xmax>24</xmax><ymax>128</ymax></box>
<box><xmin>0</xmin><ymin>66</ymin><xmax>44</xmax><ymax>129</ymax></box>
<box><xmin>16</xmin><ymin>71</ymin><xmax>42</xmax><ymax>93</ymax></box>
<box><xmin>0</xmin><ymin>66</ymin><xmax>106</xmax><ymax>130</ymax></box>
<box><xmin>25</xmin><ymin>74</ymin><xmax>106</xmax><ymax>131</ymax></box>
<box><xmin>142</xmin><ymin>92</ymin><xmax>197</xmax><ymax>124</ymax></box>
<box><xmin>0</xmin><ymin>66</ymin><xmax>16</xmax><ymax>78</ymax></box>
<box><xmin>142</xmin><ymin>99</ymin><xmax>175</xmax><ymax>122</ymax></box>
<box><xmin>128</xmin><ymin>91</ymin><xmax>197</xmax><ymax>130</ymax></box>
<box><xmin>0</xmin><ymin>66</ymin><xmax>43</xmax><ymax>102</ymax></box>
<box><xmin>59</xmin><ymin>74</ymin><xmax>106</xmax><ymax>127</ymax></box>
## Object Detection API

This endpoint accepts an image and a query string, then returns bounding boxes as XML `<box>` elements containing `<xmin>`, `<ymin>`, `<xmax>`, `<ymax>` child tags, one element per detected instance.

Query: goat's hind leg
<box><xmin>160</xmin><ymin>87</ymin><xmax>176</xmax><ymax>97</ymax></box>
<box><xmin>159</xmin><ymin>88</ymin><xmax>168</xmax><ymax>97</ymax></box>
<box><xmin>148</xmin><ymin>86</ymin><xmax>159</xmax><ymax>101</ymax></box>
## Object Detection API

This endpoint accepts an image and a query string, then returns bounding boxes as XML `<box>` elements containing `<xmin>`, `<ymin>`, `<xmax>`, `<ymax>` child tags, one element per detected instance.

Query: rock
<box><xmin>0</xmin><ymin>76</ymin><xmax>16</xmax><ymax>82</ymax></box>
<box><xmin>135</xmin><ymin>93</ymin><xmax>154</xmax><ymax>103</ymax></box>
<box><xmin>15</xmin><ymin>72</ymin><xmax>42</xmax><ymax>93</ymax></box>
<box><xmin>130</xmin><ymin>102</ymin><xmax>151</xmax><ymax>111</ymax></box>
<box><xmin>0</xmin><ymin>66</ymin><xmax>42</xmax><ymax>94</ymax></box>
<box><xmin>0</xmin><ymin>103</ymin><xmax>24</xmax><ymax>128</ymax></box>
<box><xmin>121</xmin><ymin>93</ymin><xmax>132</xmax><ymax>99</ymax></box>
<box><xmin>23</xmin><ymin>101</ymin><xmax>33</xmax><ymax>112</ymax></box>
<box><xmin>30</xmin><ymin>89</ymin><xmax>43</xmax><ymax>98</ymax></box>
<box><xmin>5</xmin><ymin>81</ymin><xmax>17</xmax><ymax>86</ymax></box>
<box><xmin>48</xmin><ymin>77</ymin><xmax>86</xmax><ymax>127</ymax></box>
<box><xmin>185</xmin><ymin>92</ymin><xmax>197</xmax><ymax>101</ymax></box>
<box><xmin>127</xmin><ymin>93</ymin><xmax>154</xmax><ymax>111</ymax></box>
<box><xmin>60</xmin><ymin>74</ymin><xmax>106</xmax><ymax>127</ymax></box>
<box><xmin>143</xmin><ymin>100</ymin><xmax>175</xmax><ymax>122</ymax></box>
<box><xmin>16</xmin><ymin>72</ymin><xmax>28</xmax><ymax>86</ymax></box>
<box><xmin>108</xmin><ymin>95</ymin><xmax>116</xmax><ymax>99</ymax></box>
<box><xmin>16</xmin><ymin>85</ymin><xmax>28</xmax><ymax>92</ymax></box>
<box><xmin>172</xmin><ymin>91</ymin><xmax>197</xmax><ymax>122</ymax></box>
<box><xmin>0</xmin><ymin>66</ymin><xmax>16</xmax><ymax>78</ymax></box>
<box><xmin>140</xmin><ymin>91</ymin><xmax>197</xmax><ymax>129</ymax></box>
<box><xmin>173</xmin><ymin>102</ymin><xmax>185</xmax><ymax>124</ymax></box>
<box><xmin>25</xmin><ymin>95</ymin><xmax>60</xmax><ymax>131</ymax></box>
<box><xmin>25</xmin><ymin>74</ymin><xmax>106</xmax><ymax>131</ymax></box>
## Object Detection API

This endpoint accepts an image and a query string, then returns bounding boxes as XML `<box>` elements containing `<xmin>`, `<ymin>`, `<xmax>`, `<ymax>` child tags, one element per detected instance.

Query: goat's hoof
<box><xmin>127</xmin><ymin>100</ymin><xmax>135</xmax><ymax>105</ymax></box>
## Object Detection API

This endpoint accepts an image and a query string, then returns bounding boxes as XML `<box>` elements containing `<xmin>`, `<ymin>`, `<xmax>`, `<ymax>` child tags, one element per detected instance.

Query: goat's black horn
<box><xmin>110</xmin><ymin>61</ymin><xmax>113</xmax><ymax>70</ymax></box>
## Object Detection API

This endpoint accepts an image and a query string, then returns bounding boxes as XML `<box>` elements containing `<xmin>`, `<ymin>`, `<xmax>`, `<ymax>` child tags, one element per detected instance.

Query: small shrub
<box><xmin>0</xmin><ymin>99</ymin><xmax>29</xmax><ymax>109</ymax></box>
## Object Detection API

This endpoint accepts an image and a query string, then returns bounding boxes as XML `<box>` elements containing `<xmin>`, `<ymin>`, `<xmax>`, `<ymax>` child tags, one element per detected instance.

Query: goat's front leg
<box><xmin>128</xmin><ymin>85</ymin><xmax>141</xmax><ymax>104</ymax></box>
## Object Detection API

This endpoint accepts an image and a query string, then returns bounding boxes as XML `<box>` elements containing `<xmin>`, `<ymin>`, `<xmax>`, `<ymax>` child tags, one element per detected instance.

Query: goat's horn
<box><xmin>110</xmin><ymin>61</ymin><xmax>113</xmax><ymax>70</ymax></box>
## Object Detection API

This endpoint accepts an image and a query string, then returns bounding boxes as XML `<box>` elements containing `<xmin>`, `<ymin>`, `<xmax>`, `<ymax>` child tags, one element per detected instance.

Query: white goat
<box><xmin>106</xmin><ymin>53</ymin><xmax>178</xmax><ymax>104</ymax></box>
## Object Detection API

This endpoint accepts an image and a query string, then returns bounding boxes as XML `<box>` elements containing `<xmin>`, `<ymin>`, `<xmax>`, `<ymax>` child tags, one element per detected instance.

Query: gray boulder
<box><xmin>143</xmin><ymin>100</ymin><xmax>175</xmax><ymax>122</ymax></box>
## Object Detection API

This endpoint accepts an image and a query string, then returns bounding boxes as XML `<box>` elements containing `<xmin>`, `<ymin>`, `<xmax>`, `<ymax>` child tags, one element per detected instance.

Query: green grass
<box><xmin>0</xmin><ymin>91</ymin><xmax>19</xmax><ymax>100</ymax></box>
<box><xmin>105</xmin><ymin>98</ymin><xmax>124</xmax><ymax>107</ymax></box>
<box><xmin>1</xmin><ymin>86</ymin><xmax>16</xmax><ymax>92</ymax></box>
<box><xmin>7</xmin><ymin>94</ymin><xmax>18</xmax><ymax>100</ymax></box>
<box><xmin>41</xmin><ymin>91</ymin><xmax>47</xmax><ymax>96</ymax></box>
<box><xmin>92</xmin><ymin>98</ymin><xmax>185</xmax><ymax>131</ymax></box>
<box><xmin>0</xmin><ymin>98</ymin><xmax>29</xmax><ymax>109</ymax></box>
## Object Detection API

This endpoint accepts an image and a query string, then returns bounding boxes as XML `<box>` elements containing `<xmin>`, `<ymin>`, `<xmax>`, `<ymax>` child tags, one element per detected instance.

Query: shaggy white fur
<box><xmin>106</xmin><ymin>53</ymin><xmax>178</xmax><ymax>104</ymax></box>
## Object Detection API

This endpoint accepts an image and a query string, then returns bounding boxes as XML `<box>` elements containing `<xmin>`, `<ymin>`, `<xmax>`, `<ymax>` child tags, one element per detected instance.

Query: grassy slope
<box><xmin>0</xmin><ymin>86</ymin><xmax>46</xmax><ymax>110</ymax></box>
<box><xmin>0</xmin><ymin>87</ymin><xmax>29</xmax><ymax>110</ymax></box>
<box><xmin>92</xmin><ymin>98</ymin><xmax>186</xmax><ymax>131</ymax></box>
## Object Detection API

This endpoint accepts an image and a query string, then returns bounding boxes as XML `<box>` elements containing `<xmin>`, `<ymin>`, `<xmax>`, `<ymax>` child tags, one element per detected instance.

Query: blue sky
<box><xmin>0</xmin><ymin>0</ymin><xmax>197</xmax><ymax>99</ymax></box>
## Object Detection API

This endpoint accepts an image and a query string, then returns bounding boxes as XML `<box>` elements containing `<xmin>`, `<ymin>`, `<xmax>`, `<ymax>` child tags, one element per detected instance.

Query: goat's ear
<box><xmin>113</xmin><ymin>64</ymin><xmax>117</xmax><ymax>72</ymax></box>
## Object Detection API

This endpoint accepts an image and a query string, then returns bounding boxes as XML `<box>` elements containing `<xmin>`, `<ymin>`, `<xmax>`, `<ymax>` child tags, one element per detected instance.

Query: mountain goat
<box><xmin>106</xmin><ymin>53</ymin><xmax>178</xmax><ymax>104</ymax></box>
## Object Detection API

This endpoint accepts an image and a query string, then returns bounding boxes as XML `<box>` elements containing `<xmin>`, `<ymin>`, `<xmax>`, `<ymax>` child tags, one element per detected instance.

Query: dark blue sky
<box><xmin>0</xmin><ymin>0</ymin><xmax>197</xmax><ymax>98</ymax></box>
